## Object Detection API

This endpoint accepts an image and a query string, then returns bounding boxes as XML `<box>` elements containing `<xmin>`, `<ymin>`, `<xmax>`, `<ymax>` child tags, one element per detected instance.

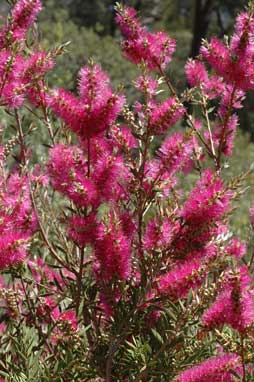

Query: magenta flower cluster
<box><xmin>0</xmin><ymin>1</ymin><xmax>254</xmax><ymax>380</ymax></box>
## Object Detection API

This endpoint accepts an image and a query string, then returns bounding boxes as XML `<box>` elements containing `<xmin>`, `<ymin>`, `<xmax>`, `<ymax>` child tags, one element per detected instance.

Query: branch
<box><xmin>29</xmin><ymin>178</ymin><xmax>78</xmax><ymax>277</ymax></box>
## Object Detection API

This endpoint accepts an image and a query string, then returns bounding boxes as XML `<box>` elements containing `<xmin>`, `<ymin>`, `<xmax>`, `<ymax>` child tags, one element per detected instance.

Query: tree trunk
<box><xmin>190</xmin><ymin>0</ymin><xmax>214</xmax><ymax>58</ymax></box>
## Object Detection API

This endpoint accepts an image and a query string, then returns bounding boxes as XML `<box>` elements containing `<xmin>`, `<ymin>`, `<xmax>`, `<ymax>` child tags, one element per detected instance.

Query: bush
<box><xmin>0</xmin><ymin>1</ymin><xmax>253</xmax><ymax>381</ymax></box>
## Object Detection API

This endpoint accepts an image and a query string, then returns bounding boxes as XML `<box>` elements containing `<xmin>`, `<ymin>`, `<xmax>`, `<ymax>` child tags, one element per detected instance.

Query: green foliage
<box><xmin>39</xmin><ymin>1</ymin><xmax>138</xmax><ymax>99</ymax></box>
<box><xmin>0</xmin><ymin>1</ymin><xmax>254</xmax><ymax>381</ymax></box>
<box><xmin>227</xmin><ymin>132</ymin><xmax>254</xmax><ymax>241</ymax></box>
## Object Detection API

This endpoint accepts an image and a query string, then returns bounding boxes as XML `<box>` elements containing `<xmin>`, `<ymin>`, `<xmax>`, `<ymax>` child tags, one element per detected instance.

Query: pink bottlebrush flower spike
<box><xmin>47</xmin><ymin>89</ymin><xmax>85</xmax><ymax>135</ymax></box>
<box><xmin>115</xmin><ymin>6</ymin><xmax>143</xmax><ymax>40</ymax></box>
<box><xmin>47</xmin><ymin>144</ymin><xmax>98</xmax><ymax>207</ymax></box>
<box><xmin>185</xmin><ymin>59</ymin><xmax>208</xmax><ymax>88</ymax></box>
<box><xmin>94</xmin><ymin>212</ymin><xmax>131</xmax><ymax>282</ymax></box>
<box><xmin>134</xmin><ymin>75</ymin><xmax>159</xmax><ymax>98</ymax></box>
<box><xmin>158</xmin><ymin>258</ymin><xmax>205</xmax><ymax>301</ymax></box>
<box><xmin>226</xmin><ymin>238</ymin><xmax>246</xmax><ymax>259</ymax></box>
<box><xmin>48</xmin><ymin>64</ymin><xmax>125</xmax><ymax>139</ymax></box>
<box><xmin>68</xmin><ymin>213</ymin><xmax>97</xmax><ymax>248</ymax></box>
<box><xmin>149</xmin><ymin>98</ymin><xmax>185</xmax><ymax>134</ymax></box>
<box><xmin>0</xmin><ymin>0</ymin><xmax>43</xmax><ymax>44</ymax></box>
<box><xmin>116</xmin><ymin>5</ymin><xmax>176</xmax><ymax>70</ymax></box>
<box><xmin>180</xmin><ymin>169</ymin><xmax>232</xmax><ymax>225</ymax></box>
<box><xmin>144</xmin><ymin>217</ymin><xmax>173</xmax><ymax>251</ymax></box>
<box><xmin>158</xmin><ymin>132</ymin><xmax>194</xmax><ymax>176</ymax></box>
<box><xmin>0</xmin><ymin>232</ymin><xmax>30</xmax><ymax>270</ymax></box>
<box><xmin>202</xmin><ymin>266</ymin><xmax>254</xmax><ymax>332</ymax></box>
<box><xmin>201</xmin><ymin>11</ymin><xmax>254</xmax><ymax>91</ymax></box>
<box><xmin>78</xmin><ymin>63</ymin><xmax>125</xmax><ymax>137</ymax></box>
<box><xmin>78</xmin><ymin>63</ymin><xmax>111</xmax><ymax>104</ymax></box>
<box><xmin>176</xmin><ymin>353</ymin><xmax>241</xmax><ymax>382</ymax></box>
<box><xmin>93</xmin><ymin>152</ymin><xmax>130</xmax><ymax>203</ymax></box>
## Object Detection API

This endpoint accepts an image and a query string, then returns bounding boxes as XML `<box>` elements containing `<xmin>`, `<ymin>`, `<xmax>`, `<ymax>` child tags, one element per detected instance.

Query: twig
<box><xmin>217</xmin><ymin>86</ymin><xmax>236</xmax><ymax>168</ymax></box>
<box><xmin>202</xmin><ymin>95</ymin><xmax>216</xmax><ymax>158</ymax></box>
<box><xmin>29</xmin><ymin>178</ymin><xmax>78</xmax><ymax>277</ymax></box>
<box><xmin>157</xmin><ymin>64</ymin><xmax>217</xmax><ymax>164</ymax></box>
<box><xmin>87</xmin><ymin>137</ymin><xmax>91</xmax><ymax>177</ymax></box>
<box><xmin>241</xmin><ymin>334</ymin><xmax>246</xmax><ymax>382</ymax></box>
<box><xmin>14</xmin><ymin>109</ymin><xmax>26</xmax><ymax>166</ymax></box>
<box><xmin>76</xmin><ymin>248</ymin><xmax>85</xmax><ymax>315</ymax></box>
<box><xmin>248</xmin><ymin>248</ymin><xmax>254</xmax><ymax>270</ymax></box>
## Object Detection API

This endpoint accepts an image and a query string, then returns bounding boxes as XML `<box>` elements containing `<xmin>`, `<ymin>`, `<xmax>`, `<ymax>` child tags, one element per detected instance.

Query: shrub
<box><xmin>0</xmin><ymin>1</ymin><xmax>253</xmax><ymax>381</ymax></box>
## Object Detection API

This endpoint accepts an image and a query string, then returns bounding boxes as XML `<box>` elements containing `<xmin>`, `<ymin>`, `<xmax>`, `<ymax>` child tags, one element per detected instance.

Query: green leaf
<box><xmin>151</xmin><ymin>329</ymin><xmax>164</xmax><ymax>344</ymax></box>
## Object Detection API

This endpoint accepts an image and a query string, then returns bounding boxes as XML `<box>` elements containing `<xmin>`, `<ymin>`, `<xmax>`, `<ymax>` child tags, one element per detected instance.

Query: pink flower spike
<box><xmin>181</xmin><ymin>169</ymin><xmax>231</xmax><ymax>224</ymax></box>
<box><xmin>134</xmin><ymin>75</ymin><xmax>159</xmax><ymax>98</ymax></box>
<box><xmin>47</xmin><ymin>144</ymin><xmax>98</xmax><ymax>207</ymax></box>
<box><xmin>176</xmin><ymin>353</ymin><xmax>241</xmax><ymax>382</ymax></box>
<box><xmin>158</xmin><ymin>132</ymin><xmax>194</xmax><ymax>176</ymax></box>
<box><xmin>0</xmin><ymin>232</ymin><xmax>30</xmax><ymax>270</ymax></box>
<box><xmin>158</xmin><ymin>258</ymin><xmax>204</xmax><ymax>300</ymax></box>
<box><xmin>185</xmin><ymin>59</ymin><xmax>208</xmax><ymax>87</ymax></box>
<box><xmin>48</xmin><ymin>65</ymin><xmax>125</xmax><ymax>138</ymax></box>
<box><xmin>144</xmin><ymin>217</ymin><xmax>173</xmax><ymax>251</ymax></box>
<box><xmin>78</xmin><ymin>63</ymin><xmax>125</xmax><ymax>137</ymax></box>
<box><xmin>110</xmin><ymin>125</ymin><xmax>137</xmax><ymax>151</ymax></box>
<box><xmin>226</xmin><ymin>238</ymin><xmax>246</xmax><ymax>259</ymax></box>
<box><xmin>59</xmin><ymin>310</ymin><xmax>78</xmax><ymax>332</ymax></box>
<box><xmin>202</xmin><ymin>266</ymin><xmax>254</xmax><ymax>332</ymax></box>
<box><xmin>235</xmin><ymin>12</ymin><xmax>254</xmax><ymax>36</ymax></box>
<box><xmin>116</xmin><ymin>6</ymin><xmax>175</xmax><ymax>71</ymax></box>
<box><xmin>115</xmin><ymin>6</ymin><xmax>144</xmax><ymax>40</ymax></box>
<box><xmin>230</xmin><ymin>12</ymin><xmax>254</xmax><ymax>55</ymax></box>
<box><xmin>122</xmin><ymin>32</ymin><xmax>176</xmax><ymax>70</ymax></box>
<box><xmin>47</xmin><ymin>88</ymin><xmax>85</xmax><ymax>135</ymax></box>
<box><xmin>94</xmin><ymin>213</ymin><xmax>131</xmax><ymax>282</ymax></box>
<box><xmin>11</xmin><ymin>0</ymin><xmax>42</xmax><ymax>41</ymax></box>
<box><xmin>213</xmin><ymin>114</ymin><xmax>238</xmax><ymax>156</ymax></box>
<box><xmin>68</xmin><ymin>213</ymin><xmax>97</xmax><ymax>248</ymax></box>
<box><xmin>201</xmin><ymin>38</ymin><xmax>230</xmax><ymax>80</ymax></box>
<box><xmin>24</xmin><ymin>51</ymin><xmax>55</xmax><ymax>80</ymax></box>
<box><xmin>78</xmin><ymin>63</ymin><xmax>111</xmax><ymax>105</ymax></box>
<box><xmin>93</xmin><ymin>153</ymin><xmax>130</xmax><ymax>203</ymax></box>
<box><xmin>150</xmin><ymin>98</ymin><xmax>185</xmax><ymax>134</ymax></box>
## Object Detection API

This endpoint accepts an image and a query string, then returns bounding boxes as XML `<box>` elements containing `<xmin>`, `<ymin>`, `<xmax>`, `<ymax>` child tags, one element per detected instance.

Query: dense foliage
<box><xmin>0</xmin><ymin>1</ymin><xmax>254</xmax><ymax>381</ymax></box>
